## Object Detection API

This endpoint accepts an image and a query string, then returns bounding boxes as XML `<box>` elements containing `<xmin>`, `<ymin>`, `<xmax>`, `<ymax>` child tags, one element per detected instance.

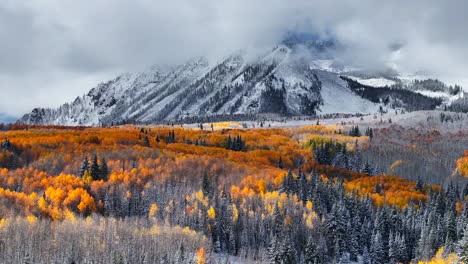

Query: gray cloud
<box><xmin>1</xmin><ymin>0</ymin><xmax>468</xmax><ymax>116</ymax></box>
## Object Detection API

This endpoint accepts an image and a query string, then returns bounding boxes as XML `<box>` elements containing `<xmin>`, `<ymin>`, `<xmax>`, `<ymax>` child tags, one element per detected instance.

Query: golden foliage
<box><xmin>0</xmin><ymin>124</ymin><xmax>432</xmax><ymax>221</ymax></box>
<box><xmin>456</xmin><ymin>151</ymin><xmax>468</xmax><ymax>177</ymax></box>
<box><xmin>412</xmin><ymin>247</ymin><xmax>460</xmax><ymax>264</ymax></box>
<box><xmin>390</xmin><ymin>160</ymin><xmax>404</xmax><ymax>172</ymax></box>
<box><xmin>196</xmin><ymin>248</ymin><xmax>207</xmax><ymax>264</ymax></box>
<box><xmin>207</xmin><ymin>207</ymin><xmax>216</xmax><ymax>220</ymax></box>
<box><xmin>149</xmin><ymin>203</ymin><xmax>159</xmax><ymax>217</ymax></box>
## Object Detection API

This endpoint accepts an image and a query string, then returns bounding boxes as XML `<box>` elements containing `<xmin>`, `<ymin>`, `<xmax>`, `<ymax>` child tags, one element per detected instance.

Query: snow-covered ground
<box><xmin>174</xmin><ymin>110</ymin><xmax>468</xmax><ymax>132</ymax></box>
<box><xmin>346</xmin><ymin>76</ymin><xmax>396</xmax><ymax>87</ymax></box>
<box><xmin>314</xmin><ymin>70</ymin><xmax>380</xmax><ymax>114</ymax></box>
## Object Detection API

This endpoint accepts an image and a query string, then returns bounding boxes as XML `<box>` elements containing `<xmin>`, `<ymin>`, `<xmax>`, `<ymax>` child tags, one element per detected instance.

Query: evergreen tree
<box><xmin>388</xmin><ymin>233</ymin><xmax>398</xmax><ymax>264</ymax></box>
<box><xmin>445</xmin><ymin>212</ymin><xmax>457</xmax><ymax>250</ymax></box>
<box><xmin>226</xmin><ymin>136</ymin><xmax>232</xmax><ymax>150</ymax></box>
<box><xmin>365</xmin><ymin>127</ymin><xmax>374</xmax><ymax>140</ymax></box>
<box><xmin>305</xmin><ymin>237</ymin><xmax>320</xmax><ymax>264</ymax></box>
<box><xmin>281</xmin><ymin>171</ymin><xmax>295</xmax><ymax>194</ymax></box>
<box><xmin>1</xmin><ymin>139</ymin><xmax>12</xmax><ymax>151</ymax></box>
<box><xmin>167</xmin><ymin>130</ymin><xmax>175</xmax><ymax>143</ymax></box>
<box><xmin>268</xmin><ymin>237</ymin><xmax>282</xmax><ymax>264</ymax></box>
<box><xmin>201</xmin><ymin>171</ymin><xmax>211</xmax><ymax>197</ymax></box>
<box><xmin>349</xmin><ymin>216</ymin><xmax>361</xmax><ymax>261</ymax></box>
<box><xmin>280</xmin><ymin>238</ymin><xmax>296</xmax><ymax>264</ymax></box>
<box><xmin>349</xmin><ymin>126</ymin><xmax>361</xmax><ymax>137</ymax></box>
<box><xmin>462</xmin><ymin>183</ymin><xmax>468</xmax><ymax>199</ymax></box>
<box><xmin>90</xmin><ymin>155</ymin><xmax>100</xmax><ymax>180</ymax></box>
<box><xmin>143</xmin><ymin>136</ymin><xmax>150</xmax><ymax>147</ymax></box>
<box><xmin>458</xmin><ymin>224</ymin><xmax>468</xmax><ymax>264</ymax></box>
<box><xmin>99</xmin><ymin>158</ymin><xmax>109</xmax><ymax>181</ymax></box>
<box><xmin>370</xmin><ymin>232</ymin><xmax>386</xmax><ymax>264</ymax></box>
<box><xmin>415</xmin><ymin>178</ymin><xmax>424</xmax><ymax>193</ymax></box>
<box><xmin>338</xmin><ymin>253</ymin><xmax>351</xmax><ymax>264</ymax></box>
<box><xmin>277</xmin><ymin>156</ymin><xmax>284</xmax><ymax>169</ymax></box>
<box><xmin>395</xmin><ymin>233</ymin><xmax>407</xmax><ymax>263</ymax></box>
<box><xmin>229</xmin><ymin>135</ymin><xmax>244</xmax><ymax>151</ymax></box>
<box><xmin>327</xmin><ymin>202</ymin><xmax>349</xmax><ymax>257</ymax></box>
<box><xmin>361</xmin><ymin>246</ymin><xmax>371</xmax><ymax>264</ymax></box>
<box><xmin>362</xmin><ymin>161</ymin><xmax>373</xmax><ymax>176</ymax></box>
<box><xmin>79</xmin><ymin>157</ymin><xmax>90</xmax><ymax>178</ymax></box>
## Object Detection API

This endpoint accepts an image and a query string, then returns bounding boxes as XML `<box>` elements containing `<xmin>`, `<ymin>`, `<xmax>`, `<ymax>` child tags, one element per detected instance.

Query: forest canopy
<box><xmin>0</xmin><ymin>124</ymin><xmax>466</xmax><ymax>263</ymax></box>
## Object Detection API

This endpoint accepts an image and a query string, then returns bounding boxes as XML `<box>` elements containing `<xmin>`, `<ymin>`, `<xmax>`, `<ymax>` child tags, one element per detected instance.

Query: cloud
<box><xmin>0</xmin><ymin>112</ymin><xmax>16</xmax><ymax>123</ymax></box>
<box><xmin>1</xmin><ymin>0</ymin><xmax>468</xmax><ymax>116</ymax></box>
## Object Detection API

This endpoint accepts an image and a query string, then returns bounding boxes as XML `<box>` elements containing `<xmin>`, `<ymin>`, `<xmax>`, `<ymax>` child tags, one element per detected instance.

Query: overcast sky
<box><xmin>1</xmin><ymin>0</ymin><xmax>468</xmax><ymax>118</ymax></box>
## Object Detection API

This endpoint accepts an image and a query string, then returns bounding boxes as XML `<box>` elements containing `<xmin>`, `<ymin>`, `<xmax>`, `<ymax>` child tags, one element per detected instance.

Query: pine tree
<box><xmin>445</xmin><ymin>212</ymin><xmax>457</xmax><ymax>250</ymax></box>
<box><xmin>277</xmin><ymin>156</ymin><xmax>284</xmax><ymax>169</ymax></box>
<box><xmin>99</xmin><ymin>158</ymin><xmax>109</xmax><ymax>181</ymax></box>
<box><xmin>327</xmin><ymin>201</ymin><xmax>349</xmax><ymax>258</ymax></box>
<box><xmin>395</xmin><ymin>233</ymin><xmax>407</xmax><ymax>263</ymax></box>
<box><xmin>349</xmin><ymin>126</ymin><xmax>361</xmax><ymax>137</ymax></box>
<box><xmin>90</xmin><ymin>155</ymin><xmax>100</xmax><ymax>181</ymax></box>
<box><xmin>298</xmin><ymin>172</ymin><xmax>307</xmax><ymax>202</ymax></box>
<box><xmin>458</xmin><ymin>224</ymin><xmax>468</xmax><ymax>264</ymax></box>
<box><xmin>415</xmin><ymin>178</ymin><xmax>424</xmax><ymax>193</ymax></box>
<box><xmin>338</xmin><ymin>253</ymin><xmax>351</xmax><ymax>264</ymax></box>
<box><xmin>362</xmin><ymin>161</ymin><xmax>373</xmax><ymax>176</ymax></box>
<box><xmin>143</xmin><ymin>136</ymin><xmax>150</xmax><ymax>147</ymax></box>
<box><xmin>1</xmin><ymin>139</ymin><xmax>12</xmax><ymax>151</ymax></box>
<box><xmin>232</xmin><ymin>135</ymin><xmax>244</xmax><ymax>151</ymax></box>
<box><xmin>365</xmin><ymin>127</ymin><xmax>374</xmax><ymax>140</ymax></box>
<box><xmin>388</xmin><ymin>233</ymin><xmax>398</xmax><ymax>264</ymax></box>
<box><xmin>281</xmin><ymin>171</ymin><xmax>295</xmax><ymax>194</ymax></box>
<box><xmin>268</xmin><ymin>237</ymin><xmax>281</xmax><ymax>264</ymax></box>
<box><xmin>201</xmin><ymin>171</ymin><xmax>211</xmax><ymax>197</ymax></box>
<box><xmin>361</xmin><ymin>246</ymin><xmax>371</xmax><ymax>264</ymax></box>
<box><xmin>226</xmin><ymin>136</ymin><xmax>232</xmax><ymax>150</ymax></box>
<box><xmin>280</xmin><ymin>238</ymin><xmax>296</xmax><ymax>264</ymax></box>
<box><xmin>272</xmin><ymin>205</ymin><xmax>284</xmax><ymax>235</ymax></box>
<box><xmin>167</xmin><ymin>130</ymin><xmax>175</xmax><ymax>143</ymax></box>
<box><xmin>79</xmin><ymin>157</ymin><xmax>90</xmax><ymax>178</ymax></box>
<box><xmin>462</xmin><ymin>183</ymin><xmax>468</xmax><ymax>199</ymax></box>
<box><xmin>349</xmin><ymin>216</ymin><xmax>360</xmax><ymax>261</ymax></box>
<box><xmin>370</xmin><ymin>232</ymin><xmax>386</xmax><ymax>264</ymax></box>
<box><xmin>304</xmin><ymin>237</ymin><xmax>319</xmax><ymax>264</ymax></box>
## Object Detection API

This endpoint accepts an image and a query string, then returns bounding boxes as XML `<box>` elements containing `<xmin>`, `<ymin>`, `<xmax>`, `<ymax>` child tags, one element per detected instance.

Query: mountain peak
<box><xmin>18</xmin><ymin>43</ymin><xmax>449</xmax><ymax>126</ymax></box>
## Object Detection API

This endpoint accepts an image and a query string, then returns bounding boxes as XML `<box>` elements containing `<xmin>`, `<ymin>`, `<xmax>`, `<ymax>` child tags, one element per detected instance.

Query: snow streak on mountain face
<box><xmin>19</xmin><ymin>40</ymin><xmax>444</xmax><ymax>126</ymax></box>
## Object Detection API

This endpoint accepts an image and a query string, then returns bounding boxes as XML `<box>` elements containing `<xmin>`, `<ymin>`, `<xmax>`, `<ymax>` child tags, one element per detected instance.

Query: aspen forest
<box><xmin>0</xmin><ymin>122</ymin><xmax>466</xmax><ymax>264</ymax></box>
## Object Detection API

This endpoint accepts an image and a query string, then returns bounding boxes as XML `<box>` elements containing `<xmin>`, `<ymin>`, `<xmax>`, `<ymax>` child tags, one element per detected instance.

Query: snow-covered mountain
<box><xmin>19</xmin><ymin>40</ymin><xmax>447</xmax><ymax>126</ymax></box>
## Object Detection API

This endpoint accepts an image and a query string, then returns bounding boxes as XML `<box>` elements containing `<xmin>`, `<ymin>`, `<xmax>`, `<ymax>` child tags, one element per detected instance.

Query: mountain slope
<box><xmin>20</xmin><ymin>42</ymin><xmax>442</xmax><ymax>126</ymax></box>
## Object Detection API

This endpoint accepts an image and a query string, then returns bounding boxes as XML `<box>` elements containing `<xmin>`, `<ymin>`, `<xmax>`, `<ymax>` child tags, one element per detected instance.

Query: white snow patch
<box><xmin>314</xmin><ymin>70</ymin><xmax>380</xmax><ymax>114</ymax></box>
<box><xmin>346</xmin><ymin>76</ymin><xmax>396</xmax><ymax>87</ymax></box>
